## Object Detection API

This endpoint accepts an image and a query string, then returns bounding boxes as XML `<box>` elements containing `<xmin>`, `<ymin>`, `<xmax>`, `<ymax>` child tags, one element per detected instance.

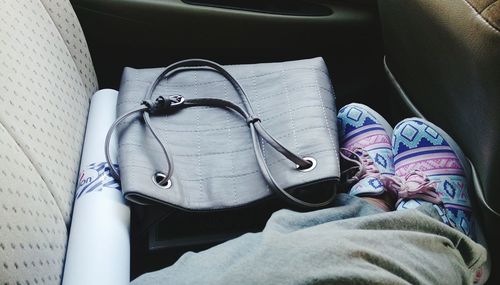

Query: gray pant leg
<box><xmin>131</xmin><ymin>194</ymin><xmax>486</xmax><ymax>285</ymax></box>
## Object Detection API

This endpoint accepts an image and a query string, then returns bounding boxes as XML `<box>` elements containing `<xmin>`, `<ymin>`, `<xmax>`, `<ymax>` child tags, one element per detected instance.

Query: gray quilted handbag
<box><xmin>105</xmin><ymin>58</ymin><xmax>340</xmax><ymax>210</ymax></box>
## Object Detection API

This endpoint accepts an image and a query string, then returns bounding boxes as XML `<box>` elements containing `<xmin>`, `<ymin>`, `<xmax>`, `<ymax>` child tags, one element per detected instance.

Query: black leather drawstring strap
<box><xmin>105</xmin><ymin>59</ymin><xmax>334</xmax><ymax>208</ymax></box>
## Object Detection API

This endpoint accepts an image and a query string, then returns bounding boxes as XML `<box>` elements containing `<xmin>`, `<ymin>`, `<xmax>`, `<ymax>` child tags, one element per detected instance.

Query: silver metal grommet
<box><xmin>296</xmin><ymin>157</ymin><xmax>317</xmax><ymax>172</ymax></box>
<box><xmin>152</xmin><ymin>172</ymin><xmax>172</xmax><ymax>189</ymax></box>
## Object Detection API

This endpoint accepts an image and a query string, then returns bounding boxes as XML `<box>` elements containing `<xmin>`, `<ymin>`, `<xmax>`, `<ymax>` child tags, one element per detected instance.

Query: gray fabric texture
<box><xmin>116</xmin><ymin>57</ymin><xmax>340</xmax><ymax>210</ymax></box>
<box><xmin>131</xmin><ymin>194</ymin><xmax>487</xmax><ymax>285</ymax></box>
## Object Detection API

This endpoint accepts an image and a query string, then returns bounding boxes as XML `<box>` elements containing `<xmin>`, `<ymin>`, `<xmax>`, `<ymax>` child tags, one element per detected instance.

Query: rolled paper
<box><xmin>63</xmin><ymin>89</ymin><xmax>130</xmax><ymax>285</ymax></box>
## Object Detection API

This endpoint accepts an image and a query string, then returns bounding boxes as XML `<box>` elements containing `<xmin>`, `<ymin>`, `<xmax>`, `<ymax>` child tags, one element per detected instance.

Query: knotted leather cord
<box><xmin>105</xmin><ymin>59</ymin><xmax>335</xmax><ymax>208</ymax></box>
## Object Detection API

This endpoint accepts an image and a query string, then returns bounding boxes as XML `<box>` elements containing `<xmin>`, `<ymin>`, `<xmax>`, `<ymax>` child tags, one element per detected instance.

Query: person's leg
<box><xmin>337</xmin><ymin>107</ymin><xmax>489</xmax><ymax>283</ymax></box>
<box><xmin>131</xmin><ymin>107</ymin><xmax>487</xmax><ymax>284</ymax></box>
<box><xmin>361</xmin><ymin>196</ymin><xmax>391</xmax><ymax>212</ymax></box>
<box><xmin>389</xmin><ymin>118</ymin><xmax>490</xmax><ymax>283</ymax></box>
<box><xmin>131</xmin><ymin>194</ymin><xmax>486</xmax><ymax>285</ymax></box>
<box><xmin>337</xmin><ymin>103</ymin><xmax>397</xmax><ymax>211</ymax></box>
<box><xmin>391</xmin><ymin>118</ymin><xmax>475</xmax><ymax>237</ymax></box>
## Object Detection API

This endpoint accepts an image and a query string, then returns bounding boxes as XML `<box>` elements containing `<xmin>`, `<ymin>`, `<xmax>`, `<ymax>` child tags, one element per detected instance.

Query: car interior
<box><xmin>1</xmin><ymin>0</ymin><xmax>499</xmax><ymax>284</ymax></box>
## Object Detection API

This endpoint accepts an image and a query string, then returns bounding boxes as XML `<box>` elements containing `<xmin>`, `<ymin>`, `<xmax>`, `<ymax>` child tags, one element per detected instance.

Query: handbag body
<box><xmin>112</xmin><ymin>57</ymin><xmax>340</xmax><ymax>210</ymax></box>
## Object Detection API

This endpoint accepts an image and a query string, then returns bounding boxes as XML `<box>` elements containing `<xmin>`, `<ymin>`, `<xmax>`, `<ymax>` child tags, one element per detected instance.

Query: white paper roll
<box><xmin>63</xmin><ymin>89</ymin><xmax>130</xmax><ymax>285</ymax></box>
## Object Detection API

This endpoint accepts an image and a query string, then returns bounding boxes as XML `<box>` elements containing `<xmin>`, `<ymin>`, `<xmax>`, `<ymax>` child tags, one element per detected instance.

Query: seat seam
<box><xmin>482</xmin><ymin>0</ymin><xmax>500</xmax><ymax>15</ymax></box>
<box><xmin>480</xmin><ymin>0</ymin><xmax>498</xmax><ymax>13</ymax></box>
<box><xmin>36</xmin><ymin>0</ymin><xmax>92</xmax><ymax>96</ymax></box>
<box><xmin>0</xmin><ymin>119</ymin><xmax>67</xmax><ymax>226</ymax></box>
<box><xmin>464</xmin><ymin>0</ymin><xmax>497</xmax><ymax>13</ymax></box>
<box><xmin>462</xmin><ymin>0</ymin><xmax>500</xmax><ymax>33</ymax></box>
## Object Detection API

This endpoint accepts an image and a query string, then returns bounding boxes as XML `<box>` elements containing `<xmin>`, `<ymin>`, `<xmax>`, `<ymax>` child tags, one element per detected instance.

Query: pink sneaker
<box><xmin>390</xmin><ymin>118</ymin><xmax>490</xmax><ymax>283</ymax></box>
<box><xmin>390</xmin><ymin>118</ymin><xmax>473</xmax><ymax>235</ymax></box>
<box><xmin>337</xmin><ymin>103</ymin><xmax>394</xmax><ymax>199</ymax></box>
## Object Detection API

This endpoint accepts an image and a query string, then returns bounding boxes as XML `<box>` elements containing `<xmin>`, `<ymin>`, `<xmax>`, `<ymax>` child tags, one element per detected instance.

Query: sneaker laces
<box><xmin>340</xmin><ymin>148</ymin><xmax>381</xmax><ymax>185</ymax></box>
<box><xmin>380</xmin><ymin>169</ymin><xmax>442</xmax><ymax>206</ymax></box>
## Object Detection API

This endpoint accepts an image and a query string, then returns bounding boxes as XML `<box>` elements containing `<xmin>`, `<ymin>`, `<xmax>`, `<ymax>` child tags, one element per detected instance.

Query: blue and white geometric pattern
<box><xmin>425</xmin><ymin>126</ymin><xmax>439</xmax><ymax>139</ymax></box>
<box><xmin>393</xmin><ymin>119</ymin><xmax>474</xmax><ymax>239</ymax></box>
<box><xmin>368</xmin><ymin>177</ymin><xmax>383</xmax><ymax>189</ymax></box>
<box><xmin>374</xmin><ymin>153</ymin><xmax>388</xmax><ymax>169</ymax></box>
<box><xmin>392</xmin><ymin>120</ymin><xmax>446</xmax><ymax>153</ymax></box>
<box><xmin>337</xmin><ymin>105</ymin><xmax>379</xmax><ymax>137</ymax></box>
<box><xmin>443</xmin><ymin>180</ymin><xmax>456</xmax><ymax>199</ymax></box>
<box><xmin>401</xmin><ymin>124</ymin><xmax>419</xmax><ymax>141</ymax></box>
<box><xmin>459</xmin><ymin>215</ymin><xmax>471</xmax><ymax>236</ymax></box>
<box><xmin>349</xmin><ymin>176</ymin><xmax>386</xmax><ymax>197</ymax></box>
<box><xmin>346</xmin><ymin>106</ymin><xmax>363</xmax><ymax>121</ymax></box>
<box><xmin>397</xmin><ymin>198</ymin><xmax>429</xmax><ymax>210</ymax></box>
<box><xmin>338</xmin><ymin>104</ymin><xmax>394</xmax><ymax>197</ymax></box>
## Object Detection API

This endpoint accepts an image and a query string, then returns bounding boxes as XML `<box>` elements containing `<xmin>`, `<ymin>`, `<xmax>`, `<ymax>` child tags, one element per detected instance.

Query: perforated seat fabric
<box><xmin>0</xmin><ymin>125</ymin><xmax>68</xmax><ymax>284</ymax></box>
<box><xmin>38</xmin><ymin>0</ymin><xmax>98</xmax><ymax>95</ymax></box>
<box><xmin>0</xmin><ymin>0</ymin><xmax>97</xmax><ymax>283</ymax></box>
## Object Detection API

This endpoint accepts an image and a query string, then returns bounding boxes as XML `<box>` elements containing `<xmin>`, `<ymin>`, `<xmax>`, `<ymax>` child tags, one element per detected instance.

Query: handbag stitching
<box><xmin>250</xmin><ymin>65</ymin><xmax>270</xmax><ymax>193</ymax></box>
<box><xmin>119</xmin><ymin>125</ymin><xmax>335</xmax><ymax>157</ymax></box>
<box><xmin>314</xmin><ymin>76</ymin><xmax>340</xmax><ymax>171</ymax></box>
<box><xmin>280</xmin><ymin>62</ymin><xmax>306</xmax><ymax>185</ymax></box>
<box><xmin>121</xmin><ymin>148</ymin><xmax>337</xmax><ymax>182</ymax></box>
<box><xmin>117</xmin><ymin>85</ymin><xmax>333</xmax><ymax>106</ymax></box>
<box><xmin>133</xmin><ymin>105</ymin><xmax>335</xmax><ymax>134</ymax></box>
<box><xmin>221</xmin><ymin>80</ymin><xmax>239</xmax><ymax>205</ymax></box>
<box><xmin>115</xmin><ymin>59</ymin><xmax>338</xmax><ymax>209</ymax></box>
<box><xmin>194</xmin><ymin>71</ymin><xmax>203</xmax><ymax>207</ymax></box>
<box><xmin>120</xmin><ymin>67</ymin><xmax>330</xmax><ymax>87</ymax></box>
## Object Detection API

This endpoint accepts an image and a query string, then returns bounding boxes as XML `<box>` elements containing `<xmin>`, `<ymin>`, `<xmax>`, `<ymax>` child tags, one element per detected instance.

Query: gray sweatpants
<box><xmin>131</xmin><ymin>194</ymin><xmax>486</xmax><ymax>285</ymax></box>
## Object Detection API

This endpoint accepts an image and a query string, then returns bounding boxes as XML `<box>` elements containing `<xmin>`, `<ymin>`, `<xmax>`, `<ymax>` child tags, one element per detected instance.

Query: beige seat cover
<box><xmin>0</xmin><ymin>0</ymin><xmax>97</xmax><ymax>283</ymax></box>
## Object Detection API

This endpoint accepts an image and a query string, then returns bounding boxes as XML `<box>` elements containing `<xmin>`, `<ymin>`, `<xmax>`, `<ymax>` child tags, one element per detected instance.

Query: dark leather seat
<box><xmin>378</xmin><ymin>0</ymin><xmax>500</xmax><ymax>281</ymax></box>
